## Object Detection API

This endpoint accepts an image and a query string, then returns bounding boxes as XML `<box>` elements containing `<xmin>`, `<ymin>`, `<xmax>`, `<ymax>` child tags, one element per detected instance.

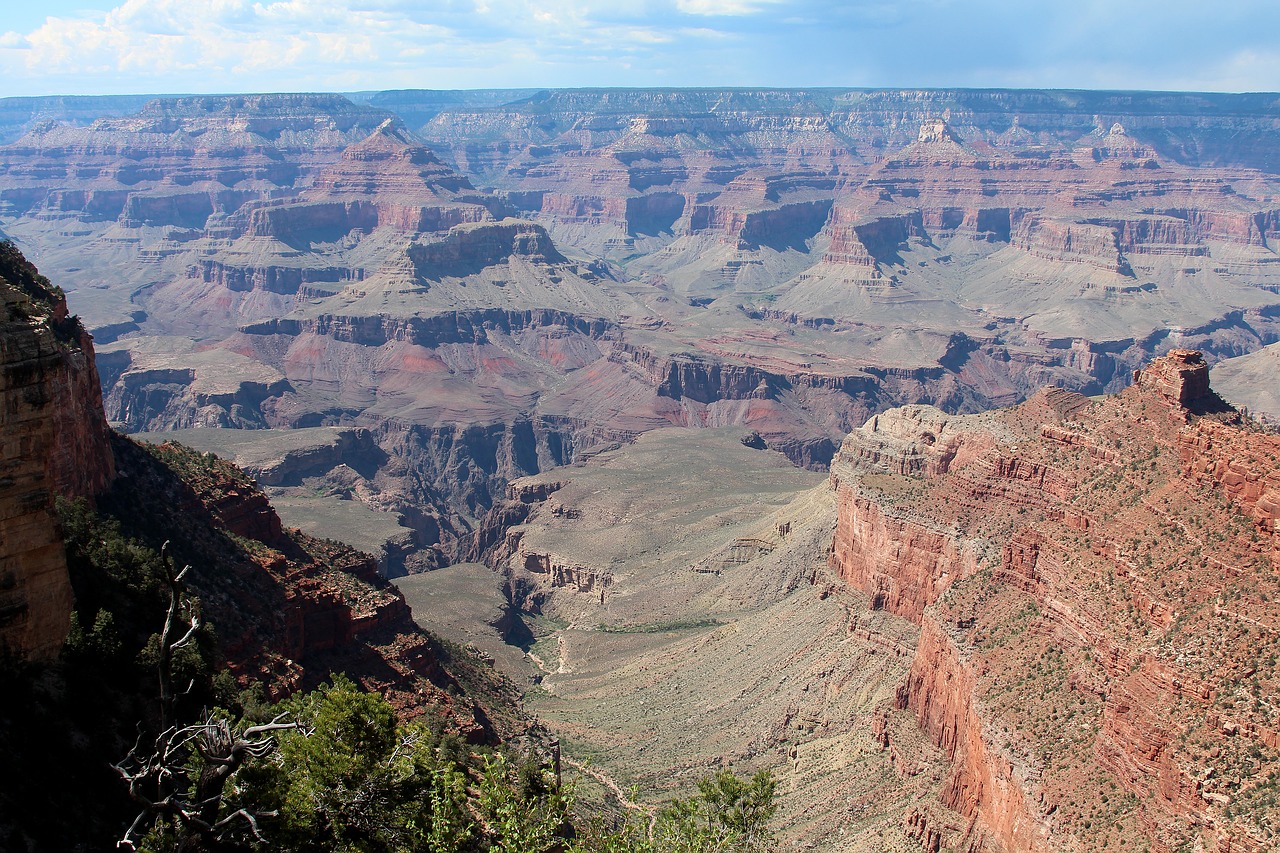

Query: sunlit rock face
<box><xmin>4</xmin><ymin>86</ymin><xmax>1278</xmax><ymax>850</ymax></box>
<box><xmin>0</xmin><ymin>246</ymin><xmax>114</xmax><ymax>660</ymax></box>
<box><xmin>829</xmin><ymin>353</ymin><xmax>1280</xmax><ymax>852</ymax></box>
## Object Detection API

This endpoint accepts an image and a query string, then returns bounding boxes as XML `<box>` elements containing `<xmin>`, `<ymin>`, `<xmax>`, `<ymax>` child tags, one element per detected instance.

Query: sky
<box><xmin>1</xmin><ymin>0</ymin><xmax>1279</xmax><ymax>97</ymax></box>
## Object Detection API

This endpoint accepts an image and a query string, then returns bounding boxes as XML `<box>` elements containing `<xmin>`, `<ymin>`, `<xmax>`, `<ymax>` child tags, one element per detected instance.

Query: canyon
<box><xmin>2</xmin><ymin>89</ymin><xmax>1280</xmax><ymax>568</ymax></box>
<box><xmin>1</xmin><ymin>88</ymin><xmax>1279</xmax><ymax>850</ymax></box>
<box><xmin>0</xmin><ymin>243</ymin><xmax>517</xmax><ymax>741</ymax></box>
<box><xmin>830</xmin><ymin>352</ymin><xmax>1279</xmax><ymax>852</ymax></box>
<box><xmin>436</xmin><ymin>350</ymin><xmax>1277</xmax><ymax>851</ymax></box>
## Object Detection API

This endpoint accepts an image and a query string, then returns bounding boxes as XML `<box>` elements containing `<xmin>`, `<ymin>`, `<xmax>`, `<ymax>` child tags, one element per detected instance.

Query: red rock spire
<box><xmin>1132</xmin><ymin>348</ymin><xmax>1212</xmax><ymax>407</ymax></box>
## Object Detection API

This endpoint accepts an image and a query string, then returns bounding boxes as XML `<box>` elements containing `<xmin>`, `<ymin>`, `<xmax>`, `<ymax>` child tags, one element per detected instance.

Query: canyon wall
<box><xmin>3</xmin><ymin>91</ymin><xmax>1280</xmax><ymax>571</ymax></box>
<box><xmin>0</xmin><ymin>244</ymin><xmax>522</xmax><ymax>746</ymax></box>
<box><xmin>0</xmin><ymin>244</ymin><xmax>114</xmax><ymax>659</ymax></box>
<box><xmin>829</xmin><ymin>353</ymin><xmax>1280</xmax><ymax>852</ymax></box>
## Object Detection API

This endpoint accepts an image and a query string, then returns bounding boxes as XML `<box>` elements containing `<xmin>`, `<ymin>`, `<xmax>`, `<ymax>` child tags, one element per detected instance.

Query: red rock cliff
<box><xmin>0</xmin><ymin>244</ymin><xmax>114</xmax><ymax>659</ymax></box>
<box><xmin>830</xmin><ymin>357</ymin><xmax>1280</xmax><ymax>852</ymax></box>
<box><xmin>108</xmin><ymin>435</ymin><xmax>498</xmax><ymax>739</ymax></box>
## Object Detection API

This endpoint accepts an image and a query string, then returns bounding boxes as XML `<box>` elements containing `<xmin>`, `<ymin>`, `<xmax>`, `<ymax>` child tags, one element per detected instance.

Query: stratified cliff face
<box><xmin>419</xmin><ymin>88</ymin><xmax>1280</xmax><ymax>176</ymax></box>
<box><xmin>829</xmin><ymin>352</ymin><xmax>1279</xmax><ymax>852</ymax></box>
<box><xmin>0</xmin><ymin>94</ymin><xmax>155</xmax><ymax>145</ymax></box>
<box><xmin>0</xmin><ymin>246</ymin><xmax>523</xmax><ymax>744</ymax></box>
<box><xmin>0</xmin><ymin>243</ymin><xmax>114</xmax><ymax>659</ymax></box>
<box><xmin>0</xmin><ymin>94</ymin><xmax>392</xmax><ymax>215</ymax></box>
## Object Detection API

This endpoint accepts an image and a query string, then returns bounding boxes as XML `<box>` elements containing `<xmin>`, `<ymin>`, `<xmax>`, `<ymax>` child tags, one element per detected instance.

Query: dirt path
<box><xmin>563</xmin><ymin>756</ymin><xmax>653</xmax><ymax>816</ymax></box>
<box><xmin>556</xmin><ymin>634</ymin><xmax>571</xmax><ymax>673</ymax></box>
<box><xmin>526</xmin><ymin>630</ymin><xmax>573</xmax><ymax>676</ymax></box>
<box><xmin>526</xmin><ymin>649</ymin><xmax>553</xmax><ymax>674</ymax></box>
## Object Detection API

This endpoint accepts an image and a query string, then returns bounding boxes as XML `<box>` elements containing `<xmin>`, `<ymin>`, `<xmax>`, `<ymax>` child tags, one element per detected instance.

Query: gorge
<box><xmin>1</xmin><ymin>87</ymin><xmax>1279</xmax><ymax>851</ymax></box>
<box><xmin>4</xmin><ymin>89</ymin><xmax>1280</xmax><ymax>569</ymax></box>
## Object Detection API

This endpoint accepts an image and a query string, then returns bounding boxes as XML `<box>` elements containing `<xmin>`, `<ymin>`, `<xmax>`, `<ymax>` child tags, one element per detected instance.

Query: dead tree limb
<box><xmin>113</xmin><ymin>542</ymin><xmax>296</xmax><ymax>851</ymax></box>
<box><xmin>157</xmin><ymin>541</ymin><xmax>199</xmax><ymax>732</ymax></box>
<box><xmin>114</xmin><ymin>713</ymin><xmax>297</xmax><ymax>851</ymax></box>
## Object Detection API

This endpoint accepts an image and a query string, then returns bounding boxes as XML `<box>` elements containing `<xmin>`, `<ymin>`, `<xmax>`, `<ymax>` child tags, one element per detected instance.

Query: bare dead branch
<box><xmin>242</xmin><ymin>712</ymin><xmax>294</xmax><ymax>736</ymax></box>
<box><xmin>170</xmin><ymin>616</ymin><xmax>201</xmax><ymax>652</ymax></box>
<box><xmin>212</xmin><ymin>807</ymin><xmax>276</xmax><ymax>841</ymax></box>
<box><xmin>116</xmin><ymin>543</ymin><xmax>303</xmax><ymax>850</ymax></box>
<box><xmin>116</xmin><ymin>809</ymin><xmax>150</xmax><ymax>849</ymax></box>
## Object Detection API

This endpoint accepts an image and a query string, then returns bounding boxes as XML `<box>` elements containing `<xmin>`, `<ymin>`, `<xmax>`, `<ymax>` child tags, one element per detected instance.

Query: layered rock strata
<box><xmin>101</xmin><ymin>435</ymin><xmax>497</xmax><ymax>732</ymax></box>
<box><xmin>0</xmin><ymin>246</ymin><xmax>522</xmax><ymax>742</ymax></box>
<box><xmin>0</xmin><ymin>244</ymin><xmax>113</xmax><ymax>659</ymax></box>
<box><xmin>829</xmin><ymin>352</ymin><xmax>1279</xmax><ymax>852</ymax></box>
<box><xmin>4</xmin><ymin>92</ymin><xmax>1280</xmax><ymax>571</ymax></box>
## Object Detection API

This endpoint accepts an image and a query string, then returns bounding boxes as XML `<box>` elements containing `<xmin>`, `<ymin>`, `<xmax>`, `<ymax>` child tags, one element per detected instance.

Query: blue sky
<box><xmin>2</xmin><ymin>1</ymin><xmax>1278</xmax><ymax>97</ymax></box>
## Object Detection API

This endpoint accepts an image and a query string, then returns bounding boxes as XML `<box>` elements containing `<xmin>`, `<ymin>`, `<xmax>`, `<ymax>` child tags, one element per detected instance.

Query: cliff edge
<box><xmin>830</xmin><ymin>350</ymin><xmax>1278</xmax><ymax>852</ymax></box>
<box><xmin>0</xmin><ymin>243</ymin><xmax>520</xmax><ymax>738</ymax></box>
<box><xmin>0</xmin><ymin>242</ymin><xmax>114</xmax><ymax>659</ymax></box>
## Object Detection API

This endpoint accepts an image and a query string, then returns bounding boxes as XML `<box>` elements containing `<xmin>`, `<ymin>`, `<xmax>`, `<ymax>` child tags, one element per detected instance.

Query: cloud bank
<box><xmin>1</xmin><ymin>0</ymin><xmax>1277</xmax><ymax>96</ymax></box>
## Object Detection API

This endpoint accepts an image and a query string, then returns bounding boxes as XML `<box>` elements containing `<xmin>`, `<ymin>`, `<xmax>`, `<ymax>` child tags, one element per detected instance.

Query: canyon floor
<box><xmin>397</xmin><ymin>428</ymin><xmax>958</xmax><ymax>851</ymax></box>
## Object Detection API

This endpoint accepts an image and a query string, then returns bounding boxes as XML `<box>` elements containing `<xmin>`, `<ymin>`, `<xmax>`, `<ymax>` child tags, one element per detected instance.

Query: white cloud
<box><xmin>8</xmin><ymin>0</ymin><xmax>470</xmax><ymax>87</ymax></box>
<box><xmin>675</xmin><ymin>0</ymin><xmax>776</xmax><ymax>15</ymax></box>
<box><xmin>624</xmin><ymin>28</ymin><xmax>675</xmax><ymax>45</ymax></box>
<box><xmin>0</xmin><ymin>0</ymin><xmax>773</xmax><ymax>94</ymax></box>
<box><xmin>1200</xmin><ymin>49</ymin><xmax>1280</xmax><ymax>93</ymax></box>
<box><xmin>0</xmin><ymin>0</ymin><xmax>1275</xmax><ymax>95</ymax></box>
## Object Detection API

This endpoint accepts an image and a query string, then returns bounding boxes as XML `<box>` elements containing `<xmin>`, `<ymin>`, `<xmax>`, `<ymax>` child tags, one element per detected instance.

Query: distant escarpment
<box><xmin>829</xmin><ymin>351</ymin><xmax>1279</xmax><ymax>852</ymax></box>
<box><xmin>418</xmin><ymin>88</ymin><xmax>1280</xmax><ymax>176</ymax></box>
<box><xmin>0</xmin><ymin>94</ymin><xmax>156</xmax><ymax>144</ymax></box>
<box><xmin>0</xmin><ymin>93</ymin><xmax>394</xmax><ymax>218</ymax></box>
<box><xmin>4</xmin><ymin>91</ymin><xmax>1280</xmax><ymax>574</ymax></box>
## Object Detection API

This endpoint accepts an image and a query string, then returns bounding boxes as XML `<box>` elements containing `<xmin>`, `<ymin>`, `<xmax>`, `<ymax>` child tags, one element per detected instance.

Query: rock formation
<box><xmin>451</xmin><ymin>428</ymin><xmax>949</xmax><ymax>850</ymax></box>
<box><xmin>1132</xmin><ymin>347</ymin><xmax>1216</xmax><ymax>408</ymax></box>
<box><xmin>0</xmin><ymin>243</ymin><xmax>113</xmax><ymax>659</ymax></box>
<box><xmin>410</xmin><ymin>345</ymin><xmax>1280</xmax><ymax>852</ymax></box>
<box><xmin>0</xmin><ymin>245</ymin><xmax>521</xmax><ymax>746</ymax></box>
<box><xmin>98</xmin><ymin>434</ymin><xmax>504</xmax><ymax>734</ymax></box>
<box><xmin>3</xmin><ymin>89</ymin><xmax>1280</xmax><ymax>568</ymax></box>
<box><xmin>829</xmin><ymin>353</ymin><xmax>1279</xmax><ymax>851</ymax></box>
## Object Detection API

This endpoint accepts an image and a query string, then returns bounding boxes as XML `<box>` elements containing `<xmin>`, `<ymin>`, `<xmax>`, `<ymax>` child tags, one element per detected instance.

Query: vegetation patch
<box><xmin>597</xmin><ymin>618</ymin><xmax>724</xmax><ymax>634</ymax></box>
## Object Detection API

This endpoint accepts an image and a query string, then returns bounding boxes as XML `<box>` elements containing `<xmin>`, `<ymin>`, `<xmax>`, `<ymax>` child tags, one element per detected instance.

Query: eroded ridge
<box><xmin>829</xmin><ymin>350</ymin><xmax>1279</xmax><ymax>852</ymax></box>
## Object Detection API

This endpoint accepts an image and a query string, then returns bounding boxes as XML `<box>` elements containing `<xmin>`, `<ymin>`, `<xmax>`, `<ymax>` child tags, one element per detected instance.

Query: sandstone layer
<box><xmin>0</xmin><ymin>243</ymin><xmax>113</xmax><ymax>659</ymax></box>
<box><xmin>829</xmin><ymin>351</ymin><xmax>1280</xmax><ymax>851</ymax></box>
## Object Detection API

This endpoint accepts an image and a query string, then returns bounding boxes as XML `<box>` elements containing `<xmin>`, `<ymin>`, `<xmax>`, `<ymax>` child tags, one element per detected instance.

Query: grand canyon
<box><xmin>1</xmin><ymin>88</ymin><xmax>1278</xmax><ymax>851</ymax></box>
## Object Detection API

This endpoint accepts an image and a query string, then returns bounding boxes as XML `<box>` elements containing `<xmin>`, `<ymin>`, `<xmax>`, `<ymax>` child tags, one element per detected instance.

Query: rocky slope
<box><xmin>99</xmin><ymin>433</ymin><xmax>513</xmax><ymax>737</ymax></box>
<box><xmin>829</xmin><ymin>351</ymin><xmax>1280</xmax><ymax>851</ymax></box>
<box><xmin>0</xmin><ymin>242</ymin><xmax>519</xmax><ymax>740</ymax></box>
<box><xmin>1210</xmin><ymin>342</ymin><xmax>1280</xmax><ymax>422</ymax></box>
<box><xmin>455</xmin><ymin>350</ymin><xmax>1279</xmax><ymax>852</ymax></box>
<box><xmin>436</xmin><ymin>428</ymin><xmax>951</xmax><ymax>851</ymax></box>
